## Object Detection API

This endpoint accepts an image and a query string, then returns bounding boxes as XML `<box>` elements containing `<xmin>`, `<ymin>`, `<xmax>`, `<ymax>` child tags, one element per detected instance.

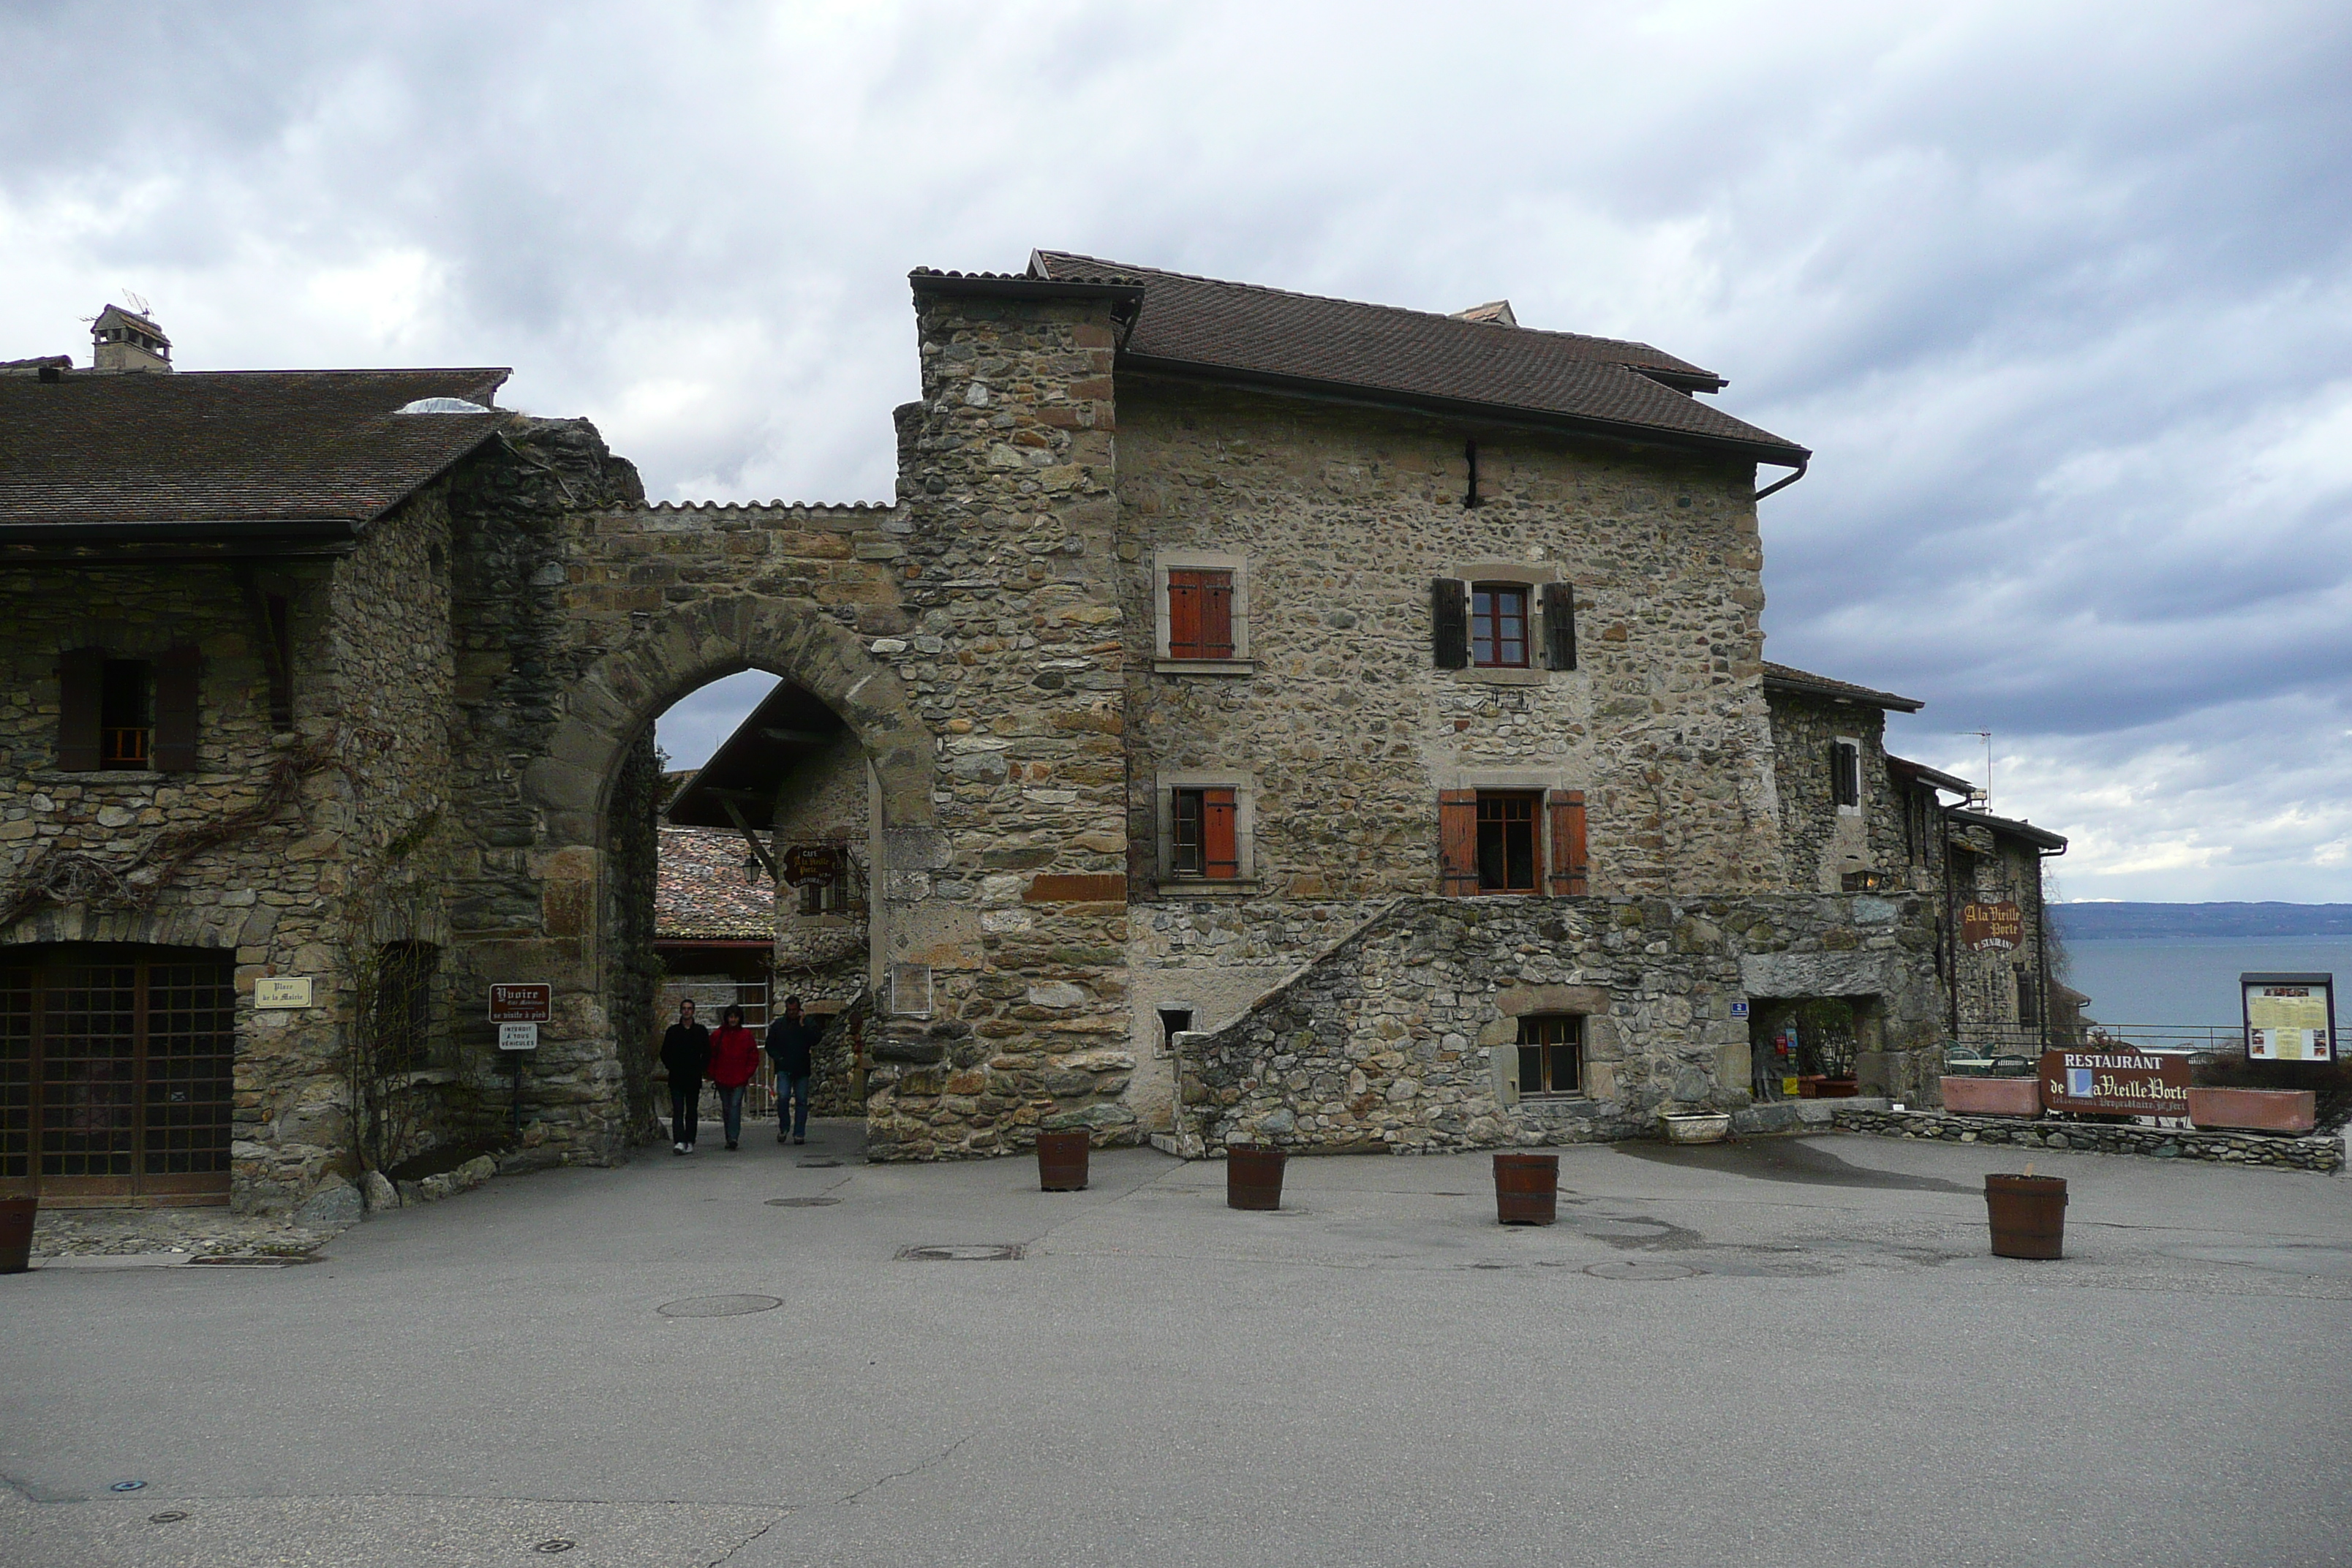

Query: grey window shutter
<box><xmin>153</xmin><ymin>645</ymin><xmax>201</xmax><ymax>772</ymax></box>
<box><xmin>1431</xmin><ymin>578</ymin><xmax>1469</xmax><ymax>668</ymax></box>
<box><xmin>1542</xmin><ymin>581</ymin><xmax>1577</xmax><ymax>670</ymax></box>
<box><xmin>56</xmin><ymin>648</ymin><xmax>104</xmax><ymax>771</ymax></box>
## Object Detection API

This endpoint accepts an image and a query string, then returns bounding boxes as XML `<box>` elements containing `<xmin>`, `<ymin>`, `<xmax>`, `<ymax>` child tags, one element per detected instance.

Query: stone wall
<box><xmin>1181</xmin><ymin>892</ymin><xmax>1945</xmax><ymax>1153</ymax></box>
<box><xmin>1836</xmin><ymin>1106</ymin><xmax>2344</xmax><ymax>1174</ymax></box>
<box><xmin>1765</xmin><ymin>690</ymin><xmax>1910</xmax><ymax>894</ymax></box>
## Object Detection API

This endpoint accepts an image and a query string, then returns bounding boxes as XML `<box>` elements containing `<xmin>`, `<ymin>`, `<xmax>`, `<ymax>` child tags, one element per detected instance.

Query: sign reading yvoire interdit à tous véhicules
<box><xmin>2039</xmin><ymin>1049</ymin><xmax>2190</xmax><ymax>1117</ymax></box>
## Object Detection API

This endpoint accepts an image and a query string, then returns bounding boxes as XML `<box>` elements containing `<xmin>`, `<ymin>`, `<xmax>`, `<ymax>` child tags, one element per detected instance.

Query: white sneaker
<box><xmin>685</xmin><ymin>1144</ymin><xmax>696</xmax><ymax>1153</ymax></box>
<box><xmin>672</xmin><ymin>1142</ymin><xmax>685</xmax><ymax>1154</ymax></box>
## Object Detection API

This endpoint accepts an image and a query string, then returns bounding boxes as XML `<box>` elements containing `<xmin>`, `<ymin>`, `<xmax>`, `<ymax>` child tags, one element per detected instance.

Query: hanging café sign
<box><xmin>2038</xmin><ymin>1049</ymin><xmax>2190</xmax><ymax>1116</ymax></box>
<box><xmin>1961</xmin><ymin>901</ymin><xmax>2024</xmax><ymax>952</ymax></box>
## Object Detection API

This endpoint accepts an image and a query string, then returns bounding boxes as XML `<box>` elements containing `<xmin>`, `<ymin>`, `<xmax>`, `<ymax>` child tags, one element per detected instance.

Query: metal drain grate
<box><xmin>895</xmin><ymin>1243</ymin><xmax>1023</xmax><ymax>1262</ymax></box>
<box><xmin>1584</xmin><ymin>1260</ymin><xmax>1703</xmax><ymax>1281</ymax></box>
<box><xmin>656</xmin><ymin>1294</ymin><xmax>783</xmax><ymax>1317</ymax></box>
<box><xmin>765</xmin><ymin>1196</ymin><xmax>841</xmax><ymax>1207</ymax></box>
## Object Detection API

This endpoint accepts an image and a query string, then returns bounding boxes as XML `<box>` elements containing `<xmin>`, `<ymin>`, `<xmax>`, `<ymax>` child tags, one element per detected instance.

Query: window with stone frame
<box><xmin>1166</xmin><ymin>569</ymin><xmax>1235</xmax><ymax>660</ymax></box>
<box><xmin>1831</xmin><ymin>738</ymin><xmax>1862</xmax><ymax>812</ymax></box>
<box><xmin>1517</xmin><ymin>1014</ymin><xmax>1584</xmax><ymax>1097</ymax></box>
<box><xmin>1169</xmin><ymin>786</ymin><xmax>1239</xmax><ymax>880</ymax></box>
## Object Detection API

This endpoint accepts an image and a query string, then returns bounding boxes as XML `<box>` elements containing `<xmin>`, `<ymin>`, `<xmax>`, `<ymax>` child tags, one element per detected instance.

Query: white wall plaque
<box><xmin>255</xmin><ymin>977</ymin><xmax>313</xmax><ymax>1009</ymax></box>
<box><xmin>497</xmin><ymin>1022</ymin><xmax>540</xmax><ymax>1052</ymax></box>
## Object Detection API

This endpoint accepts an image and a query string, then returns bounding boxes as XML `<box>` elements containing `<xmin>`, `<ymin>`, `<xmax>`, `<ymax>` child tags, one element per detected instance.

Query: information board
<box><xmin>2039</xmin><ymin>1049</ymin><xmax>2190</xmax><ymax>1117</ymax></box>
<box><xmin>2242</xmin><ymin>973</ymin><xmax>2336</xmax><ymax>1063</ymax></box>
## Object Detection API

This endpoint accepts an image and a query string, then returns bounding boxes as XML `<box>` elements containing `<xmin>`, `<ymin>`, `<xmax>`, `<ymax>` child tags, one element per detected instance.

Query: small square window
<box><xmin>1470</xmin><ymin>584</ymin><xmax>1529</xmax><ymax>668</ymax></box>
<box><xmin>1516</xmin><ymin>1014</ymin><xmax>1583</xmax><ymax>1096</ymax></box>
<box><xmin>1476</xmin><ymin>791</ymin><xmax>1540</xmax><ymax>892</ymax></box>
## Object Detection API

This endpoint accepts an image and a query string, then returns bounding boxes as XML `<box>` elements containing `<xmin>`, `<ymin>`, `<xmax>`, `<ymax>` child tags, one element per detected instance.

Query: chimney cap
<box><xmin>1450</xmin><ymin>300</ymin><xmax>1518</xmax><ymax>328</ymax></box>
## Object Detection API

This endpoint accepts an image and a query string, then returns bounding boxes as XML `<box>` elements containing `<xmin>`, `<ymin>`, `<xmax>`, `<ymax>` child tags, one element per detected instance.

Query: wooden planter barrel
<box><xmin>1226</xmin><ymin>1145</ymin><xmax>1287</xmax><ymax>1210</ymax></box>
<box><xmin>1985</xmin><ymin>1174</ymin><xmax>2067</xmax><ymax>1259</ymax></box>
<box><xmin>0</xmin><ymin>1196</ymin><xmax>35</xmax><ymax>1275</ymax></box>
<box><xmin>1036</xmin><ymin>1131</ymin><xmax>1090</xmax><ymax>1191</ymax></box>
<box><xmin>1493</xmin><ymin>1152</ymin><xmax>1559</xmax><ymax>1225</ymax></box>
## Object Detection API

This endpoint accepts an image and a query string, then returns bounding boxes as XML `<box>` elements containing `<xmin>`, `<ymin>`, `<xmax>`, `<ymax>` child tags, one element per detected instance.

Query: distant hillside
<box><xmin>2053</xmin><ymin>902</ymin><xmax>2352</xmax><ymax>941</ymax></box>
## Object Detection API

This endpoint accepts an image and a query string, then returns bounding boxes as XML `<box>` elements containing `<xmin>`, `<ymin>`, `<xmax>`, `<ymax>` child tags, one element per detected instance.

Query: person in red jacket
<box><xmin>706</xmin><ymin>1003</ymin><xmax>761</xmax><ymax>1151</ymax></box>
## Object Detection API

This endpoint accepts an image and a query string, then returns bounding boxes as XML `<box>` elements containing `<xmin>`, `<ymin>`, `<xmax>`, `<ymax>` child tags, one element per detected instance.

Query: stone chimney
<box><xmin>91</xmin><ymin>301</ymin><xmax>171</xmax><ymax>372</ymax></box>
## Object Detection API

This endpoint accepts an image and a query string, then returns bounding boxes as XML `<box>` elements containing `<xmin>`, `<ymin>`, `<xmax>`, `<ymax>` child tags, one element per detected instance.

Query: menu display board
<box><xmin>2242</xmin><ymin>973</ymin><xmax>2336</xmax><ymax>1063</ymax></box>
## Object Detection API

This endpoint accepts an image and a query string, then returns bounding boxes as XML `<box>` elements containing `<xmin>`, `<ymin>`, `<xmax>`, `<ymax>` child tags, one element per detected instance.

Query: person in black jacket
<box><xmin>764</xmin><ymin>995</ymin><xmax>822</xmax><ymax>1145</ymax></box>
<box><xmin>660</xmin><ymin>999</ymin><xmax>711</xmax><ymax>1154</ymax></box>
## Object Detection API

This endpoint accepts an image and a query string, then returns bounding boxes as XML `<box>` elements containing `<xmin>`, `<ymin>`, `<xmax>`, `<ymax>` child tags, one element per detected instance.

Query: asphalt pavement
<box><xmin>4</xmin><ymin>1123</ymin><xmax>2348</xmax><ymax>1567</ymax></box>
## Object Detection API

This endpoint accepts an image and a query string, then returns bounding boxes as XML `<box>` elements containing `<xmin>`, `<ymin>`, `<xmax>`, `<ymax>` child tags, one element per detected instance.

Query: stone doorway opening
<box><xmin>0</xmin><ymin>943</ymin><xmax>235</xmax><ymax>1207</ymax></box>
<box><xmin>1748</xmin><ymin>996</ymin><xmax>1881</xmax><ymax>1103</ymax></box>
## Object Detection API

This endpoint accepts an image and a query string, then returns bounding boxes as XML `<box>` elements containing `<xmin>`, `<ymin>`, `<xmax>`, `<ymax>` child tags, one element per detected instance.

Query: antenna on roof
<box><xmin>1956</xmin><ymin>730</ymin><xmax>1992</xmax><ymax>811</ymax></box>
<box><xmin>121</xmin><ymin>289</ymin><xmax>151</xmax><ymax>317</ymax></box>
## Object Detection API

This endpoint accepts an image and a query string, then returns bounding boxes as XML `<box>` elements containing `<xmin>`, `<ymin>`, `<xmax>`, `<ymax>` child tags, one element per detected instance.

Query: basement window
<box><xmin>1517</xmin><ymin>1014</ymin><xmax>1585</xmax><ymax>1098</ymax></box>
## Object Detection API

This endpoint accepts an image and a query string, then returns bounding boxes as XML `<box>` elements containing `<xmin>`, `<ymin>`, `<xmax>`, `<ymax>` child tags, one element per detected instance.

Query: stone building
<box><xmin>1</xmin><ymin>263</ymin><xmax>2068</xmax><ymax>1214</ymax></box>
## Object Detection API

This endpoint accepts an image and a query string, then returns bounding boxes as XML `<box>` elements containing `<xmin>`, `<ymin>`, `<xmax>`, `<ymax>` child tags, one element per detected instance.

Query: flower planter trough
<box><xmin>1940</xmin><ymin>1075</ymin><xmax>2041</xmax><ymax>1117</ymax></box>
<box><xmin>1660</xmin><ymin>1112</ymin><xmax>1732</xmax><ymax>1145</ymax></box>
<box><xmin>1036</xmin><ymin>1130</ymin><xmax>1090</xmax><ymax>1191</ymax></box>
<box><xmin>1492</xmin><ymin>1153</ymin><xmax>1559</xmax><ymax>1225</ymax></box>
<box><xmin>2187</xmin><ymin>1087</ymin><xmax>2315</xmax><ymax>1135</ymax></box>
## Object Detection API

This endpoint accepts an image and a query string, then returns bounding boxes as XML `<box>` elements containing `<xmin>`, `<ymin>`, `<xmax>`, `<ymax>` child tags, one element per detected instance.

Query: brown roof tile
<box><xmin>0</xmin><ymin>367</ymin><xmax>511</xmax><ymax>540</ymax></box>
<box><xmin>656</xmin><ymin>826</ymin><xmax>777</xmax><ymax>942</ymax></box>
<box><xmin>1024</xmin><ymin>252</ymin><xmax>1806</xmax><ymax>466</ymax></box>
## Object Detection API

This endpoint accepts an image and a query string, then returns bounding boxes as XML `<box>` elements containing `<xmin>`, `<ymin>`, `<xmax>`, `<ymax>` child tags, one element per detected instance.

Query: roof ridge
<box><xmin>1033</xmin><ymin>250</ymin><xmax>1700</xmax><ymax>371</ymax></box>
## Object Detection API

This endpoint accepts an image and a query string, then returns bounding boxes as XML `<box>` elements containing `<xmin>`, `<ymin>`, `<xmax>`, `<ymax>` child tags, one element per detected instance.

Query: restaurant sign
<box><xmin>783</xmin><ymin>843</ymin><xmax>843</xmax><ymax>886</ymax></box>
<box><xmin>2039</xmin><ymin>1049</ymin><xmax>2190</xmax><ymax>1117</ymax></box>
<box><xmin>2242</xmin><ymin>972</ymin><xmax>2336</xmax><ymax>1063</ymax></box>
<box><xmin>1961</xmin><ymin>901</ymin><xmax>2024</xmax><ymax>952</ymax></box>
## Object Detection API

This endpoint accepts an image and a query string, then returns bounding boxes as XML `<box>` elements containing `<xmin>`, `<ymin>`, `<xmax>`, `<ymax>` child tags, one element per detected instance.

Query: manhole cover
<box><xmin>799</xmin><ymin>1158</ymin><xmax>842</xmax><ymax>1169</ymax></box>
<box><xmin>148</xmin><ymin>1512</ymin><xmax>188</xmax><ymax>1524</ymax></box>
<box><xmin>765</xmin><ymin>1196</ymin><xmax>841</xmax><ymax>1207</ymax></box>
<box><xmin>656</xmin><ymin>1294</ymin><xmax>783</xmax><ymax>1317</ymax></box>
<box><xmin>187</xmin><ymin>1254</ymin><xmax>320</xmax><ymax>1267</ymax></box>
<box><xmin>533</xmin><ymin>1542</ymin><xmax>576</xmax><ymax>1554</ymax></box>
<box><xmin>1584</xmin><ymin>1260</ymin><xmax>1703</xmax><ymax>1281</ymax></box>
<box><xmin>895</xmin><ymin>1244</ymin><xmax>1024</xmax><ymax>1262</ymax></box>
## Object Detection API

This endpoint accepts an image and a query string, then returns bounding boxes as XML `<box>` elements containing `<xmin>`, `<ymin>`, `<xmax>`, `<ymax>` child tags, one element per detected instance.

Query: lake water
<box><xmin>2064</xmin><ymin>937</ymin><xmax>2352</xmax><ymax>1028</ymax></box>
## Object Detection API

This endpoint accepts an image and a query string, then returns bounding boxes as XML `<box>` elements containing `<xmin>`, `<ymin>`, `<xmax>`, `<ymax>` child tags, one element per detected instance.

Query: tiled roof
<box><xmin>1023</xmin><ymin>252</ymin><xmax>1806</xmax><ymax>466</ymax></box>
<box><xmin>655</xmin><ymin>826</ymin><xmax>777</xmax><ymax>943</ymax></box>
<box><xmin>0</xmin><ymin>367</ymin><xmax>510</xmax><ymax>538</ymax></box>
<box><xmin>1761</xmin><ymin>662</ymin><xmax>1923</xmax><ymax>712</ymax></box>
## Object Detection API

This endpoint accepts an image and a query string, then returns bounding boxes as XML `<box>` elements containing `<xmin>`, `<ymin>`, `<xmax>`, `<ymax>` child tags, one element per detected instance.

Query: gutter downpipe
<box><xmin>1754</xmin><ymin>457</ymin><xmax>1809</xmax><ymax>503</ymax></box>
<box><xmin>1942</xmin><ymin>806</ymin><xmax>1961</xmax><ymax>1048</ymax></box>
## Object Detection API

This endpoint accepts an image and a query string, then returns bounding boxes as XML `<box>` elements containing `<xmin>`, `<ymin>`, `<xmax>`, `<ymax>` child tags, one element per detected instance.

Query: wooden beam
<box><xmin>758</xmin><ymin>726</ymin><xmax>842</xmax><ymax>746</ymax></box>
<box><xmin>717</xmin><ymin>796</ymin><xmax>780</xmax><ymax>883</ymax></box>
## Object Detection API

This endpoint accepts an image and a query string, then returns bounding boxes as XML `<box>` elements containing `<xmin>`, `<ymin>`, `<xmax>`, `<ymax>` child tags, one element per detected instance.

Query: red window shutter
<box><xmin>1167</xmin><ymin>573</ymin><xmax>1202</xmax><ymax>658</ymax></box>
<box><xmin>1439</xmin><ymin>790</ymin><xmax>1479</xmax><ymax>896</ymax></box>
<box><xmin>152</xmin><ymin>645</ymin><xmax>201</xmax><ymax>772</ymax></box>
<box><xmin>1202</xmin><ymin>788</ymin><xmax>1239</xmax><ymax>879</ymax></box>
<box><xmin>56</xmin><ymin>648</ymin><xmax>104</xmax><ymax>771</ymax></box>
<box><xmin>1199</xmin><ymin>573</ymin><xmax>1234</xmax><ymax>659</ymax></box>
<box><xmin>1548</xmin><ymin>790</ymin><xmax>1588</xmax><ymax>895</ymax></box>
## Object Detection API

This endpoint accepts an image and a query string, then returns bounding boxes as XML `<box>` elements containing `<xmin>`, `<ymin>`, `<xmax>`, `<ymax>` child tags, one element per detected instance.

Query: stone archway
<box><xmin>509</xmin><ymin>594</ymin><xmax>937</xmax><ymax>1161</ymax></box>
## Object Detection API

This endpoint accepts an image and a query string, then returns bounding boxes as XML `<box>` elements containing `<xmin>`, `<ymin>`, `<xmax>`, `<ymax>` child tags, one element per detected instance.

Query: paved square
<box><xmin>5</xmin><ymin>1128</ymin><xmax>2348</xmax><ymax>1567</ymax></box>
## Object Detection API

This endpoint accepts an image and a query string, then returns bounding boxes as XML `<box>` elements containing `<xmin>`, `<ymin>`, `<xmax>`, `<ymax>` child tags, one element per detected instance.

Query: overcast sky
<box><xmin>6</xmin><ymin>1</ymin><xmax>2347</xmax><ymax>902</ymax></box>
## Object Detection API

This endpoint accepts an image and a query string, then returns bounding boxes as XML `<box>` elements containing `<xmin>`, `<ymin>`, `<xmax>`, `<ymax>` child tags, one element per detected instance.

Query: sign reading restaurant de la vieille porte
<box><xmin>2038</xmin><ymin>1049</ymin><xmax>2190</xmax><ymax>1116</ymax></box>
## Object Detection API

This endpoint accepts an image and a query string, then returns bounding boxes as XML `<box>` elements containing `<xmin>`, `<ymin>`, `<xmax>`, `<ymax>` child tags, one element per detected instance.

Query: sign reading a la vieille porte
<box><xmin>1961</xmin><ymin>901</ymin><xmax>2024</xmax><ymax>952</ymax></box>
<box><xmin>2039</xmin><ymin>1049</ymin><xmax>2189</xmax><ymax>1116</ymax></box>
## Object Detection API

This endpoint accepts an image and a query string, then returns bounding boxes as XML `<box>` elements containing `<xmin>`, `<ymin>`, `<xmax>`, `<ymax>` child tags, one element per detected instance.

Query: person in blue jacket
<box><xmin>764</xmin><ymin>995</ymin><xmax>822</xmax><ymax>1145</ymax></box>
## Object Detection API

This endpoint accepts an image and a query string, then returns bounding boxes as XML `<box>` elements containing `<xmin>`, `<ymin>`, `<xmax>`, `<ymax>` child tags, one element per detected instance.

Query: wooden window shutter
<box><xmin>1548</xmin><ymin>790</ymin><xmax>1588</xmax><ymax>894</ymax></box>
<box><xmin>1542</xmin><ymin>581</ymin><xmax>1577</xmax><ymax>670</ymax></box>
<box><xmin>152</xmin><ymin>646</ymin><xmax>201</xmax><ymax>772</ymax></box>
<box><xmin>1431</xmin><ymin>578</ymin><xmax>1469</xmax><ymax>668</ymax></box>
<box><xmin>1439</xmin><ymin>790</ymin><xmax>1479</xmax><ymax>895</ymax></box>
<box><xmin>1202</xmin><ymin>787</ymin><xmax>1239</xmax><ymax>879</ymax></box>
<box><xmin>1167</xmin><ymin>574</ymin><xmax>1202</xmax><ymax>657</ymax></box>
<box><xmin>1200</xmin><ymin>573</ymin><xmax>1234</xmax><ymax>659</ymax></box>
<box><xmin>56</xmin><ymin>647</ymin><xmax>105</xmax><ymax>771</ymax></box>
